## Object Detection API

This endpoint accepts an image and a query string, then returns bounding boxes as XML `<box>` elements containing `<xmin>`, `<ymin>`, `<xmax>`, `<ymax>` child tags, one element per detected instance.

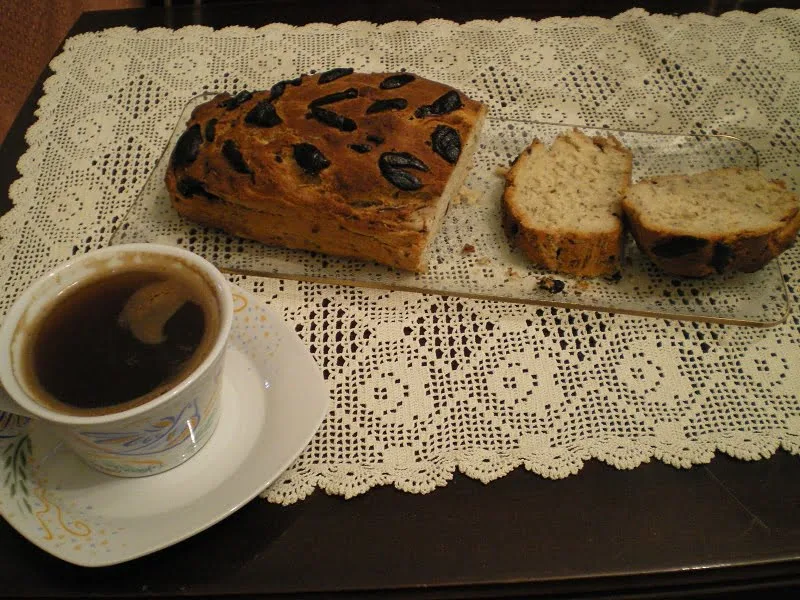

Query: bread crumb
<box><xmin>476</xmin><ymin>257</ymin><xmax>492</xmax><ymax>266</ymax></box>
<box><xmin>575</xmin><ymin>280</ymin><xmax>590</xmax><ymax>291</ymax></box>
<box><xmin>507</xmin><ymin>267</ymin><xmax>521</xmax><ymax>278</ymax></box>
<box><xmin>538</xmin><ymin>277</ymin><xmax>566</xmax><ymax>293</ymax></box>
<box><xmin>462</xmin><ymin>244</ymin><xmax>475</xmax><ymax>254</ymax></box>
<box><xmin>453</xmin><ymin>186</ymin><xmax>480</xmax><ymax>206</ymax></box>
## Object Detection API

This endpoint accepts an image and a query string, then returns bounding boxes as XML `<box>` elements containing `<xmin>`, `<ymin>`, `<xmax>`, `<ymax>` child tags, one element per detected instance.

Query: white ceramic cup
<box><xmin>0</xmin><ymin>244</ymin><xmax>233</xmax><ymax>477</ymax></box>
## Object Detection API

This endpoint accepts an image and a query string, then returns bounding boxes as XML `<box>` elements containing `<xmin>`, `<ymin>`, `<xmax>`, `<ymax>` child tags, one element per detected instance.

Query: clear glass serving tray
<box><xmin>111</xmin><ymin>94</ymin><xmax>791</xmax><ymax>327</ymax></box>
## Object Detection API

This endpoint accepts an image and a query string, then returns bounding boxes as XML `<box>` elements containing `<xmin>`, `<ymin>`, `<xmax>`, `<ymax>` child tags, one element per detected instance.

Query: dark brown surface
<box><xmin>1</xmin><ymin>456</ymin><xmax>800</xmax><ymax>597</ymax></box>
<box><xmin>2</xmin><ymin>1</ymin><xmax>800</xmax><ymax>598</ymax></box>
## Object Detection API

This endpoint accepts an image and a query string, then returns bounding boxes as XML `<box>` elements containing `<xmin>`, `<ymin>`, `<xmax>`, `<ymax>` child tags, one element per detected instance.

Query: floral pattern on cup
<box><xmin>64</xmin><ymin>359</ymin><xmax>225</xmax><ymax>477</ymax></box>
<box><xmin>77</xmin><ymin>400</ymin><xmax>203</xmax><ymax>456</ymax></box>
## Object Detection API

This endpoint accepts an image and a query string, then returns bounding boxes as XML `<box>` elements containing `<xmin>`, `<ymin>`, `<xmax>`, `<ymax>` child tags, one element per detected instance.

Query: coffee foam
<box><xmin>120</xmin><ymin>278</ymin><xmax>197</xmax><ymax>344</ymax></box>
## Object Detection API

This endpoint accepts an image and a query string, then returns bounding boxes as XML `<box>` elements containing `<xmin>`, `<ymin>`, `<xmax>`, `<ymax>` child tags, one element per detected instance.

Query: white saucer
<box><xmin>0</xmin><ymin>285</ymin><xmax>329</xmax><ymax>567</ymax></box>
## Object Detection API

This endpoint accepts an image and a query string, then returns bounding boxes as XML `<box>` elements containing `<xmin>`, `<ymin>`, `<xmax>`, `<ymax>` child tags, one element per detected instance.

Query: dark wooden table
<box><xmin>2</xmin><ymin>1</ymin><xmax>800</xmax><ymax>598</ymax></box>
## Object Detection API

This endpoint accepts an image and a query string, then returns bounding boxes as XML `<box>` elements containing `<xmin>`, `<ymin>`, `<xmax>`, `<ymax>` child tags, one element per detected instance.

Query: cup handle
<box><xmin>0</xmin><ymin>383</ymin><xmax>35</xmax><ymax>418</ymax></box>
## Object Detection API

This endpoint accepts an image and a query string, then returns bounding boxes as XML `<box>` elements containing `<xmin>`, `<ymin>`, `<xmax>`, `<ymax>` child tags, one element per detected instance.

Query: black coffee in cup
<box><xmin>16</xmin><ymin>256</ymin><xmax>220</xmax><ymax>416</ymax></box>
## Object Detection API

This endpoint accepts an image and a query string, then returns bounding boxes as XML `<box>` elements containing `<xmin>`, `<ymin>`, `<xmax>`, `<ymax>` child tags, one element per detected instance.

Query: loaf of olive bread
<box><xmin>165</xmin><ymin>69</ymin><xmax>487</xmax><ymax>272</ymax></box>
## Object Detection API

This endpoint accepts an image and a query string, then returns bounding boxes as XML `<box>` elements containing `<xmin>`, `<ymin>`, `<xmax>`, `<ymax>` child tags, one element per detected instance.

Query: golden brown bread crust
<box><xmin>626</xmin><ymin>213</ymin><xmax>800</xmax><ymax>277</ymax></box>
<box><xmin>624</xmin><ymin>170</ymin><xmax>800</xmax><ymax>277</ymax></box>
<box><xmin>501</xmin><ymin>134</ymin><xmax>632</xmax><ymax>278</ymax></box>
<box><xmin>502</xmin><ymin>209</ymin><xmax>624</xmax><ymax>277</ymax></box>
<box><xmin>165</xmin><ymin>70</ymin><xmax>486</xmax><ymax>271</ymax></box>
<box><xmin>625</xmin><ymin>204</ymin><xmax>800</xmax><ymax>277</ymax></box>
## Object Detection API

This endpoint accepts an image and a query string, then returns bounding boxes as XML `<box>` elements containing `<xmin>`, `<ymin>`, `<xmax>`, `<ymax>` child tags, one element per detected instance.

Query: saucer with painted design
<box><xmin>0</xmin><ymin>284</ymin><xmax>328</xmax><ymax>567</ymax></box>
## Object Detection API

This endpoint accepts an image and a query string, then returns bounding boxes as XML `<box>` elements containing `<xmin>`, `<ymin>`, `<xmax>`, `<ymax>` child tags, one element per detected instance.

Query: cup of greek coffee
<box><xmin>0</xmin><ymin>244</ymin><xmax>233</xmax><ymax>477</ymax></box>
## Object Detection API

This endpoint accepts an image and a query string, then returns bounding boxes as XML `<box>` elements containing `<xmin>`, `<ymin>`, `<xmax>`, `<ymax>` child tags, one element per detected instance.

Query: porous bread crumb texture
<box><xmin>502</xmin><ymin>128</ymin><xmax>632</xmax><ymax>277</ymax></box>
<box><xmin>507</xmin><ymin>129</ymin><xmax>630</xmax><ymax>235</ymax></box>
<box><xmin>624</xmin><ymin>167</ymin><xmax>800</xmax><ymax>237</ymax></box>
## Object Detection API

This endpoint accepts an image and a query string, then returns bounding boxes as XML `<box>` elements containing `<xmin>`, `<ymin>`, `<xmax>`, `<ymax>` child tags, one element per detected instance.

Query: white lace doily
<box><xmin>2</xmin><ymin>9</ymin><xmax>799</xmax><ymax>504</ymax></box>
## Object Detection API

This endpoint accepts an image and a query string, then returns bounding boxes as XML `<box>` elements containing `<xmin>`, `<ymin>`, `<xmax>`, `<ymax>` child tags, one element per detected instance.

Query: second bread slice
<box><xmin>502</xmin><ymin>129</ymin><xmax>633</xmax><ymax>277</ymax></box>
<box><xmin>623</xmin><ymin>167</ymin><xmax>800</xmax><ymax>277</ymax></box>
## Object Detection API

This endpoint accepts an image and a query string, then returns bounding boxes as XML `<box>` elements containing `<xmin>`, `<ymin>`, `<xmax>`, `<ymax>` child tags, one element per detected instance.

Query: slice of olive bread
<box><xmin>502</xmin><ymin>128</ymin><xmax>633</xmax><ymax>277</ymax></box>
<box><xmin>623</xmin><ymin>167</ymin><xmax>800</xmax><ymax>277</ymax></box>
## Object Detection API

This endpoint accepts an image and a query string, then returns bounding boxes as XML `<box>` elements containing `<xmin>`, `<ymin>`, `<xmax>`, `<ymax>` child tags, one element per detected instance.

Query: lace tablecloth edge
<box><xmin>261</xmin><ymin>434</ymin><xmax>800</xmax><ymax>504</ymax></box>
<box><xmin>56</xmin><ymin>7</ymin><xmax>800</xmax><ymax>45</ymax></box>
